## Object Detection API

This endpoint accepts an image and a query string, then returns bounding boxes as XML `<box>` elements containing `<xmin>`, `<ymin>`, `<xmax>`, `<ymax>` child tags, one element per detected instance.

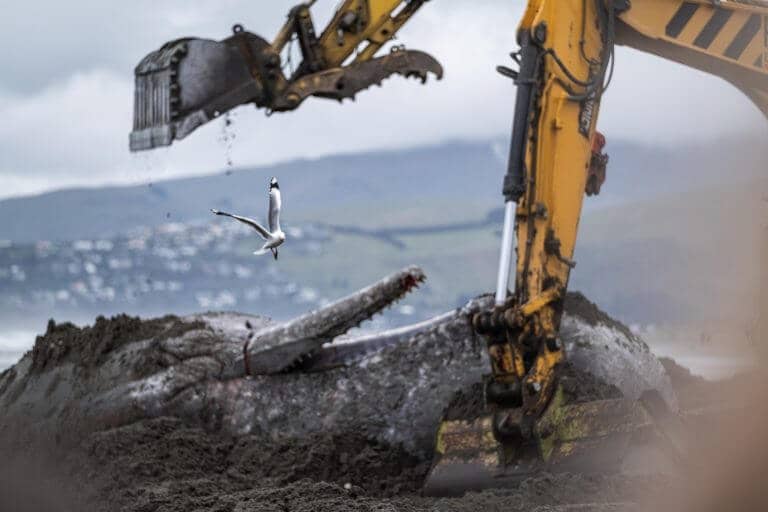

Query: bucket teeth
<box><xmin>267</xmin><ymin>50</ymin><xmax>443</xmax><ymax>112</ymax></box>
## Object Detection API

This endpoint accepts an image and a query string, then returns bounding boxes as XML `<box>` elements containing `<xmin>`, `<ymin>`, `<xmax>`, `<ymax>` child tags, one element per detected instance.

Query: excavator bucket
<box><xmin>130</xmin><ymin>30</ymin><xmax>273</xmax><ymax>152</ymax></box>
<box><xmin>130</xmin><ymin>23</ymin><xmax>442</xmax><ymax>153</ymax></box>
<box><xmin>130</xmin><ymin>36</ymin><xmax>442</xmax><ymax>153</ymax></box>
<box><xmin>129</xmin><ymin>2</ymin><xmax>445</xmax><ymax>152</ymax></box>
<box><xmin>423</xmin><ymin>387</ymin><xmax>683</xmax><ymax>496</ymax></box>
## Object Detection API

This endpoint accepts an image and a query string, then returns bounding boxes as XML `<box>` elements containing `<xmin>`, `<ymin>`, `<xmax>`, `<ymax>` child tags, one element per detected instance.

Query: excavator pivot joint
<box><xmin>486</xmin><ymin>379</ymin><xmax>523</xmax><ymax>408</ymax></box>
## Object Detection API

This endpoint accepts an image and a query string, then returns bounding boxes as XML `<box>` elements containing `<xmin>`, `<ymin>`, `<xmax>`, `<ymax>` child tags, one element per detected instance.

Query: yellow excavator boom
<box><xmin>617</xmin><ymin>0</ymin><xmax>768</xmax><ymax>114</ymax></box>
<box><xmin>432</xmin><ymin>0</ymin><xmax>767</xmax><ymax>492</ymax></box>
<box><xmin>489</xmin><ymin>0</ymin><xmax>768</xmax><ymax>421</ymax></box>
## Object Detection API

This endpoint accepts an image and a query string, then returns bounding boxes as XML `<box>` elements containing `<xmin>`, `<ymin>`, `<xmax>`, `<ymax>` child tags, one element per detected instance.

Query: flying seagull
<box><xmin>211</xmin><ymin>177</ymin><xmax>285</xmax><ymax>260</ymax></box>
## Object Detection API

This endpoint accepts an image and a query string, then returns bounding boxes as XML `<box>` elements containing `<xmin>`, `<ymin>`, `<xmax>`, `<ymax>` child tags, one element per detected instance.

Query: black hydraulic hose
<box><xmin>503</xmin><ymin>32</ymin><xmax>542</xmax><ymax>202</ymax></box>
<box><xmin>565</xmin><ymin>0</ymin><xmax>616</xmax><ymax>102</ymax></box>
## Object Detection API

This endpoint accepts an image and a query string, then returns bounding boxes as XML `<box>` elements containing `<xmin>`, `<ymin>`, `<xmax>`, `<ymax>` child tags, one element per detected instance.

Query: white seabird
<box><xmin>211</xmin><ymin>177</ymin><xmax>286</xmax><ymax>260</ymax></box>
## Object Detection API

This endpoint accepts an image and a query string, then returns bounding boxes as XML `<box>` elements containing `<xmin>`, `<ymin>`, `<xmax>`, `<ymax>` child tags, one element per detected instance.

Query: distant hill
<box><xmin>573</xmin><ymin>177</ymin><xmax>768</xmax><ymax>329</ymax></box>
<box><xmin>0</xmin><ymin>134</ymin><xmax>765</xmax><ymax>359</ymax></box>
<box><xmin>0</xmin><ymin>135</ymin><xmax>763</xmax><ymax>243</ymax></box>
<box><xmin>0</xmin><ymin>140</ymin><xmax>502</xmax><ymax>243</ymax></box>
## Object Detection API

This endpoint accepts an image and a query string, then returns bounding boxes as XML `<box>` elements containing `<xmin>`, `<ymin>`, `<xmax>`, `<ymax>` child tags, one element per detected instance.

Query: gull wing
<box><xmin>211</xmin><ymin>209</ymin><xmax>269</xmax><ymax>239</ymax></box>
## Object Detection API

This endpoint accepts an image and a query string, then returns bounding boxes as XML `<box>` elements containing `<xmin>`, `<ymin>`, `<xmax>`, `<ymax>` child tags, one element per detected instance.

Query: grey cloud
<box><xmin>1</xmin><ymin>1</ymin><xmax>289</xmax><ymax>93</ymax></box>
<box><xmin>0</xmin><ymin>1</ymin><xmax>764</xmax><ymax>199</ymax></box>
<box><xmin>1</xmin><ymin>0</ymin><xmax>512</xmax><ymax>94</ymax></box>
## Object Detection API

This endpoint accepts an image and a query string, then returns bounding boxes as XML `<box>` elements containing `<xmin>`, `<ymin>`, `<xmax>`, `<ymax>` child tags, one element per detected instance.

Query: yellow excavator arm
<box><xmin>476</xmin><ymin>0</ymin><xmax>768</xmax><ymax>434</ymax></box>
<box><xmin>618</xmin><ymin>0</ymin><xmax>768</xmax><ymax>115</ymax></box>
<box><xmin>428</xmin><ymin>0</ymin><xmax>767</xmax><ymax>492</ymax></box>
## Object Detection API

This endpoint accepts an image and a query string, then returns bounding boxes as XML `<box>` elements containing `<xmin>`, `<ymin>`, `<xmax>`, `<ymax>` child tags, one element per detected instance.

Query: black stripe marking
<box><xmin>694</xmin><ymin>8</ymin><xmax>733</xmax><ymax>49</ymax></box>
<box><xmin>725</xmin><ymin>14</ymin><xmax>761</xmax><ymax>60</ymax></box>
<box><xmin>666</xmin><ymin>2</ymin><xmax>699</xmax><ymax>38</ymax></box>
<box><xmin>755</xmin><ymin>54</ymin><xmax>764</xmax><ymax>68</ymax></box>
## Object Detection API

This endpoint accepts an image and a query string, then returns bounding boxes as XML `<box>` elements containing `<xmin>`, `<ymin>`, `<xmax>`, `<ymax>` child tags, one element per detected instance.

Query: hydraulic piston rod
<box><xmin>495</xmin><ymin>200</ymin><xmax>516</xmax><ymax>305</ymax></box>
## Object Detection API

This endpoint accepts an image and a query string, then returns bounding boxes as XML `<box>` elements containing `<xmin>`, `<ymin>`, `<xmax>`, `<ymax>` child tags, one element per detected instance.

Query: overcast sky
<box><xmin>0</xmin><ymin>0</ymin><xmax>764</xmax><ymax>199</ymax></box>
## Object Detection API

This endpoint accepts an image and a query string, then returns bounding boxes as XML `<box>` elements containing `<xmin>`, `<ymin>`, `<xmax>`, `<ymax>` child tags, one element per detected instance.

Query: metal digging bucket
<box><xmin>422</xmin><ymin>387</ymin><xmax>684</xmax><ymax>497</ymax></box>
<box><xmin>130</xmin><ymin>30</ymin><xmax>272</xmax><ymax>152</ymax></box>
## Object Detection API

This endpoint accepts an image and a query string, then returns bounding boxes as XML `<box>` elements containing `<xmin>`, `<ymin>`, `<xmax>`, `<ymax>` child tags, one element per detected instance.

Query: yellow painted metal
<box><xmin>488</xmin><ymin>0</ymin><xmax>608</xmax><ymax>406</ymax></box>
<box><xmin>519</xmin><ymin>287</ymin><xmax>560</xmax><ymax>318</ymax></box>
<box><xmin>501</xmin><ymin>0</ymin><xmax>768</xmax><ymax>420</ymax></box>
<box><xmin>616</xmin><ymin>0</ymin><xmax>768</xmax><ymax>115</ymax></box>
<box><xmin>525</xmin><ymin>342</ymin><xmax>565</xmax><ymax>412</ymax></box>
<box><xmin>316</xmin><ymin>1</ymin><xmax>427</xmax><ymax>67</ymax></box>
<box><xmin>304</xmin><ymin>0</ymin><xmax>767</xmax><ymax>116</ymax></box>
<box><xmin>519</xmin><ymin>0</ymin><xmax>546</xmax><ymax>33</ymax></box>
<box><xmin>515</xmin><ymin>0</ymin><xmax>602</xmax><ymax>312</ymax></box>
<box><xmin>488</xmin><ymin>343</ymin><xmax>526</xmax><ymax>382</ymax></box>
<box><xmin>620</xmin><ymin>0</ymin><xmax>768</xmax><ymax>71</ymax></box>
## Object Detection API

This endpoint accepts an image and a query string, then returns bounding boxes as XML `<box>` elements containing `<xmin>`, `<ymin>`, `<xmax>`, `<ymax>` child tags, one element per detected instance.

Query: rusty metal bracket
<box><xmin>271</xmin><ymin>48</ymin><xmax>442</xmax><ymax>111</ymax></box>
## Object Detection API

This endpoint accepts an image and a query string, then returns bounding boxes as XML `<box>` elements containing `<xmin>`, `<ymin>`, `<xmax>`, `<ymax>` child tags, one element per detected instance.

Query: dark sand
<box><xmin>0</xmin><ymin>358</ymin><xmax>661</xmax><ymax>512</ymax></box>
<box><xmin>0</xmin><ymin>414</ymin><xmax>664</xmax><ymax>512</ymax></box>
